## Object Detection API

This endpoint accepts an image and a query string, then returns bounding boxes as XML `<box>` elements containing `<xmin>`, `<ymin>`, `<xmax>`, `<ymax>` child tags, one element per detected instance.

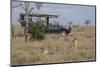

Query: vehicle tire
<box><xmin>61</xmin><ymin>30</ymin><xmax>66</xmax><ymax>36</ymax></box>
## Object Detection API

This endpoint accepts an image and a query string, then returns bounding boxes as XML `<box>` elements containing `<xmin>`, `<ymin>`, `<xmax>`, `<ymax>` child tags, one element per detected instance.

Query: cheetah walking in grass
<box><xmin>72</xmin><ymin>37</ymin><xmax>78</xmax><ymax>49</ymax></box>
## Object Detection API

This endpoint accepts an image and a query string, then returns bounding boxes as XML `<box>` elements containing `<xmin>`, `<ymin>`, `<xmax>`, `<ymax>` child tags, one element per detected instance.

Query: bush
<box><xmin>31</xmin><ymin>23</ymin><xmax>45</xmax><ymax>40</ymax></box>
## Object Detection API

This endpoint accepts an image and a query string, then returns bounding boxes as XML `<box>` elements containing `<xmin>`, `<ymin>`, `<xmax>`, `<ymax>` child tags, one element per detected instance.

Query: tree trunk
<box><xmin>25</xmin><ymin>13</ymin><xmax>29</xmax><ymax>42</ymax></box>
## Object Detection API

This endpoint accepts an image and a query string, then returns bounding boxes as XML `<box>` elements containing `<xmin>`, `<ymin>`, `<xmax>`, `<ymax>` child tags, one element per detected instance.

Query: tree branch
<box><xmin>29</xmin><ymin>7</ymin><xmax>34</xmax><ymax>14</ymax></box>
<box><xmin>20</xmin><ymin>2</ymin><xmax>26</xmax><ymax>12</ymax></box>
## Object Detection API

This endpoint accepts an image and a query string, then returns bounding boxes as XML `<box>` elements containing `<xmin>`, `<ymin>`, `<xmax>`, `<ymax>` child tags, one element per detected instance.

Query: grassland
<box><xmin>11</xmin><ymin>25</ymin><xmax>96</xmax><ymax>65</ymax></box>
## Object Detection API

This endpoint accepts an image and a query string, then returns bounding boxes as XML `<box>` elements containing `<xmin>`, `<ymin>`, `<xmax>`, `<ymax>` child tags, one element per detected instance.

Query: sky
<box><xmin>11</xmin><ymin>1</ymin><xmax>96</xmax><ymax>26</ymax></box>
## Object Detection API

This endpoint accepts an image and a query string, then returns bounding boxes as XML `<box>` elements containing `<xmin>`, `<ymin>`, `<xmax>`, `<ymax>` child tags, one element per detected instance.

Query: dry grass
<box><xmin>11</xmin><ymin>25</ymin><xmax>96</xmax><ymax>65</ymax></box>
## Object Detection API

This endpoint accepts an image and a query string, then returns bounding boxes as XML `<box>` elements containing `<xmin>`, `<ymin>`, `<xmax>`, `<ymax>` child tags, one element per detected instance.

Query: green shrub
<box><xmin>31</xmin><ymin>23</ymin><xmax>45</xmax><ymax>40</ymax></box>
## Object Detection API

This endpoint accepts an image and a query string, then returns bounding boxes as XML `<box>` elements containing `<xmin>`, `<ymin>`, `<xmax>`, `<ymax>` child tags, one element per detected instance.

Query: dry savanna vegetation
<box><xmin>12</xmin><ymin>25</ymin><xmax>96</xmax><ymax>65</ymax></box>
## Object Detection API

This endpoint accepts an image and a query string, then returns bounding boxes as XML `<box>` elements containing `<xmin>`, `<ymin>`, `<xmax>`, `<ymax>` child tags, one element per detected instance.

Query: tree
<box><xmin>84</xmin><ymin>20</ymin><xmax>91</xmax><ymax>26</ymax></box>
<box><xmin>18</xmin><ymin>2</ymin><xmax>34</xmax><ymax>41</ymax></box>
<box><xmin>35</xmin><ymin>2</ymin><xmax>43</xmax><ymax>21</ymax></box>
<box><xmin>12</xmin><ymin>1</ymin><xmax>44</xmax><ymax>41</ymax></box>
<box><xmin>68</xmin><ymin>21</ymin><xmax>73</xmax><ymax>26</ymax></box>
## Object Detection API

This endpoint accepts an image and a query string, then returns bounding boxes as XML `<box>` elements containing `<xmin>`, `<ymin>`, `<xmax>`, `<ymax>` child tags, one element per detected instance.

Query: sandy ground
<box><xmin>11</xmin><ymin>25</ymin><xmax>96</xmax><ymax>65</ymax></box>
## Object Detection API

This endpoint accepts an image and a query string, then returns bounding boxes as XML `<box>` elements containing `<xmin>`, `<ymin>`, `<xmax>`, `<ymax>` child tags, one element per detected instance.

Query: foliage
<box><xmin>84</xmin><ymin>20</ymin><xmax>91</xmax><ymax>26</ymax></box>
<box><xmin>31</xmin><ymin>22</ymin><xmax>45</xmax><ymax>40</ymax></box>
